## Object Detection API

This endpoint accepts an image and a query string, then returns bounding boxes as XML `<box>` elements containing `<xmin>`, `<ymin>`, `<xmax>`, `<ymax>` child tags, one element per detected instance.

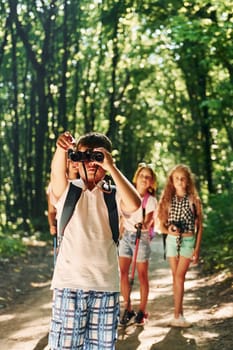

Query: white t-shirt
<box><xmin>51</xmin><ymin>179</ymin><xmax>121</xmax><ymax>292</ymax></box>
<box><xmin>123</xmin><ymin>194</ymin><xmax>157</xmax><ymax>233</ymax></box>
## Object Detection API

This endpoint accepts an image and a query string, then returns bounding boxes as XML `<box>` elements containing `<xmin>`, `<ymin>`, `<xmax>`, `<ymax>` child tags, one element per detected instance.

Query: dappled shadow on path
<box><xmin>1</xmin><ymin>236</ymin><xmax>232</xmax><ymax>350</ymax></box>
<box><xmin>150</xmin><ymin>328</ymin><xmax>197</xmax><ymax>350</ymax></box>
<box><xmin>116</xmin><ymin>326</ymin><xmax>144</xmax><ymax>350</ymax></box>
<box><xmin>0</xmin><ymin>286</ymin><xmax>51</xmax><ymax>350</ymax></box>
<box><xmin>33</xmin><ymin>333</ymin><xmax>49</xmax><ymax>350</ymax></box>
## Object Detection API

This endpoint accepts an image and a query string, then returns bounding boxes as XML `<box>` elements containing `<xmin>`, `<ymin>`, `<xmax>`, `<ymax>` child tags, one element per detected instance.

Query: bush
<box><xmin>202</xmin><ymin>191</ymin><xmax>233</xmax><ymax>273</ymax></box>
<box><xmin>0</xmin><ymin>233</ymin><xmax>26</xmax><ymax>258</ymax></box>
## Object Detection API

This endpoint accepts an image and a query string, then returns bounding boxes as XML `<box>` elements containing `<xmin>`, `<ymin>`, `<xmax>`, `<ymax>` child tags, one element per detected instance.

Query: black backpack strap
<box><xmin>103</xmin><ymin>187</ymin><xmax>119</xmax><ymax>244</ymax></box>
<box><xmin>58</xmin><ymin>183</ymin><xmax>82</xmax><ymax>239</ymax></box>
<box><xmin>162</xmin><ymin>233</ymin><xmax>167</xmax><ymax>260</ymax></box>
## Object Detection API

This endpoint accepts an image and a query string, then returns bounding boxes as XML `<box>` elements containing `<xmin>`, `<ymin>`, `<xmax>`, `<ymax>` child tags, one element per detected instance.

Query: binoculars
<box><xmin>169</xmin><ymin>220</ymin><xmax>186</xmax><ymax>234</ymax></box>
<box><xmin>68</xmin><ymin>149</ymin><xmax>104</xmax><ymax>162</ymax></box>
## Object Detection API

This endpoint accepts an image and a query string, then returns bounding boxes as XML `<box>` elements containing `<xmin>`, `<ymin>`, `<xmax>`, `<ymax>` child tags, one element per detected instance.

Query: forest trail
<box><xmin>0</xmin><ymin>235</ymin><xmax>232</xmax><ymax>350</ymax></box>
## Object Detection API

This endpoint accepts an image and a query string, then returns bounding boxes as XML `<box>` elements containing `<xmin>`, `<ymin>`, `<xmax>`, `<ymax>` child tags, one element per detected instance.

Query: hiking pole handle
<box><xmin>134</xmin><ymin>222</ymin><xmax>142</xmax><ymax>243</ymax></box>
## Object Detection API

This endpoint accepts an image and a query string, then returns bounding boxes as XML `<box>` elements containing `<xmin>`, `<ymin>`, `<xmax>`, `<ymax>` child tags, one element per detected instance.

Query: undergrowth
<box><xmin>0</xmin><ymin>232</ymin><xmax>26</xmax><ymax>259</ymax></box>
<box><xmin>201</xmin><ymin>191</ymin><xmax>233</xmax><ymax>273</ymax></box>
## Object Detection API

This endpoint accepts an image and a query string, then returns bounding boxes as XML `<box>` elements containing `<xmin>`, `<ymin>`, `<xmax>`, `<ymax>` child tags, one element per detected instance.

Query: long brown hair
<box><xmin>157</xmin><ymin>164</ymin><xmax>200</xmax><ymax>225</ymax></box>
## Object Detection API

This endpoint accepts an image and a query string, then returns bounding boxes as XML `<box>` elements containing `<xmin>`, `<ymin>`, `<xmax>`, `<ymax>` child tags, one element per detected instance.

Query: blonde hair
<box><xmin>132</xmin><ymin>163</ymin><xmax>157</xmax><ymax>196</ymax></box>
<box><xmin>157</xmin><ymin>164</ymin><xmax>199</xmax><ymax>225</ymax></box>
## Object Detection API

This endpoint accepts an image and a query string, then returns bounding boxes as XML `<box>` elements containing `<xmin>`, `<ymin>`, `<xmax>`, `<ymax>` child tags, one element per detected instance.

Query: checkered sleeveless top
<box><xmin>168</xmin><ymin>195</ymin><xmax>195</xmax><ymax>233</ymax></box>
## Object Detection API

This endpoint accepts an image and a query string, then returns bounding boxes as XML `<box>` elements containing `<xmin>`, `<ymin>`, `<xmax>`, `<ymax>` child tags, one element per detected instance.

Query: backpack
<box><xmin>58</xmin><ymin>182</ymin><xmax>119</xmax><ymax>246</ymax></box>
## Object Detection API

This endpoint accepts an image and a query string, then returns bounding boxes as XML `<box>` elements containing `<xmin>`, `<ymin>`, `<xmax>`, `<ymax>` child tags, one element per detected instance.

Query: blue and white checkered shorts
<box><xmin>48</xmin><ymin>288</ymin><xmax>120</xmax><ymax>350</ymax></box>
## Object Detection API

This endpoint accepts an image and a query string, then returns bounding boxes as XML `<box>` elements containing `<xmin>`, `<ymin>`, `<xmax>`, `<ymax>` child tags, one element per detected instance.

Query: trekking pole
<box><xmin>127</xmin><ymin>222</ymin><xmax>142</xmax><ymax>310</ymax></box>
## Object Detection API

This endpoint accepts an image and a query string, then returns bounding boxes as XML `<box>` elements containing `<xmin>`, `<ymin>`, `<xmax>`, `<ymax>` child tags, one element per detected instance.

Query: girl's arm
<box><xmin>193</xmin><ymin>198</ymin><xmax>203</xmax><ymax>264</ymax></box>
<box><xmin>47</xmin><ymin>197</ymin><xmax>57</xmax><ymax>235</ymax></box>
<box><xmin>143</xmin><ymin>211</ymin><xmax>154</xmax><ymax>230</ymax></box>
<box><xmin>157</xmin><ymin>202</ymin><xmax>169</xmax><ymax>234</ymax></box>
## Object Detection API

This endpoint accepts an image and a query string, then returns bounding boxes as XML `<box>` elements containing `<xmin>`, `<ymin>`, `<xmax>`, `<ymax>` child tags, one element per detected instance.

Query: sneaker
<box><xmin>134</xmin><ymin>310</ymin><xmax>148</xmax><ymax>326</ymax></box>
<box><xmin>170</xmin><ymin>315</ymin><xmax>192</xmax><ymax>328</ymax></box>
<box><xmin>119</xmin><ymin>309</ymin><xmax>136</xmax><ymax>326</ymax></box>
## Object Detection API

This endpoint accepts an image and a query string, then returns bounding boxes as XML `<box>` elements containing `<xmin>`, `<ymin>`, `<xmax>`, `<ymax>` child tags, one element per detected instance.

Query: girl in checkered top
<box><xmin>157</xmin><ymin>164</ymin><xmax>203</xmax><ymax>328</ymax></box>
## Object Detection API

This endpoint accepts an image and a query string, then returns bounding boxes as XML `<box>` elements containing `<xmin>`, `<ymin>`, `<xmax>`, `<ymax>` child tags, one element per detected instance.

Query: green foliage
<box><xmin>0</xmin><ymin>232</ymin><xmax>26</xmax><ymax>258</ymax></box>
<box><xmin>0</xmin><ymin>0</ymin><xmax>232</xmax><ymax>277</ymax></box>
<box><xmin>202</xmin><ymin>191</ymin><xmax>233</xmax><ymax>273</ymax></box>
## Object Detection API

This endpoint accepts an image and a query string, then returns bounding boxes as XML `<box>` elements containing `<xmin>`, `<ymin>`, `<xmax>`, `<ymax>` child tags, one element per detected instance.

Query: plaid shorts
<box><xmin>49</xmin><ymin>288</ymin><xmax>120</xmax><ymax>350</ymax></box>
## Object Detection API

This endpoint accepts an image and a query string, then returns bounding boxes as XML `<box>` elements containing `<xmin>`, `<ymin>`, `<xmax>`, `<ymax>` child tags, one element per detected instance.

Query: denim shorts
<box><xmin>118</xmin><ymin>231</ymin><xmax>151</xmax><ymax>262</ymax></box>
<box><xmin>49</xmin><ymin>288</ymin><xmax>120</xmax><ymax>350</ymax></box>
<box><xmin>166</xmin><ymin>234</ymin><xmax>195</xmax><ymax>259</ymax></box>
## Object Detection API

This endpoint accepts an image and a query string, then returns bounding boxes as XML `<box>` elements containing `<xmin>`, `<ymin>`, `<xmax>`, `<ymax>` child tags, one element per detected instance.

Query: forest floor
<box><xmin>0</xmin><ymin>235</ymin><xmax>232</xmax><ymax>350</ymax></box>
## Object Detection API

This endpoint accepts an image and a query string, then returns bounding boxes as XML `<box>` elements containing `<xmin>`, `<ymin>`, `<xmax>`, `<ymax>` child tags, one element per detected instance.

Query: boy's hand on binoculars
<box><xmin>57</xmin><ymin>131</ymin><xmax>76</xmax><ymax>151</ymax></box>
<box><xmin>93</xmin><ymin>147</ymin><xmax>113</xmax><ymax>171</ymax></box>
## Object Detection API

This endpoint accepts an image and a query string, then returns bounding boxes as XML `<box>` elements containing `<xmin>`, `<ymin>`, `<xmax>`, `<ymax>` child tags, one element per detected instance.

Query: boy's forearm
<box><xmin>109</xmin><ymin>164</ymin><xmax>141</xmax><ymax>213</ymax></box>
<box><xmin>51</xmin><ymin>146</ymin><xmax>68</xmax><ymax>198</ymax></box>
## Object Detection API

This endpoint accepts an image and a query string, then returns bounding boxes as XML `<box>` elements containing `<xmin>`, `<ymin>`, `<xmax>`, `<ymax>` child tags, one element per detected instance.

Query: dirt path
<box><xmin>117</xmin><ymin>237</ymin><xmax>233</xmax><ymax>350</ymax></box>
<box><xmin>0</xmin><ymin>236</ymin><xmax>232</xmax><ymax>350</ymax></box>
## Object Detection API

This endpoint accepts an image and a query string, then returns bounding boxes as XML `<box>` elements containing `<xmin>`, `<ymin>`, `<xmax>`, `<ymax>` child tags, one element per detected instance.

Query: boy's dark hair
<box><xmin>76</xmin><ymin>132</ymin><xmax>112</xmax><ymax>152</ymax></box>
